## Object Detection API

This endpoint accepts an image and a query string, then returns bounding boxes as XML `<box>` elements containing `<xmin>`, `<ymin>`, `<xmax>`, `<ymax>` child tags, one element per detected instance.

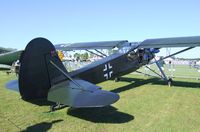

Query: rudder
<box><xmin>19</xmin><ymin>38</ymin><xmax>67</xmax><ymax>101</ymax></box>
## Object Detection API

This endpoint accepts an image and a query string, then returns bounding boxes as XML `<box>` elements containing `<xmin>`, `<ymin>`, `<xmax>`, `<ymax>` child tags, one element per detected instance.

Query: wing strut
<box><xmin>154</xmin><ymin>58</ymin><xmax>168</xmax><ymax>81</ymax></box>
<box><xmin>150</xmin><ymin>47</ymin><xmax>195</xmax><ymax>64</ymax></box>
<box><xmin>95</xmin><ymin>49</ymin><xmax>107</xmax><ymax>57</ymax></box>
<box><xmin>145</xmin><ymin>66</ymin><xmax>163</xmax><ymax>78</ymax></box>
<box><xmin>85</xmin><ymin>49</ymin><xmax>105</xmax><ymax>58</ymax></box>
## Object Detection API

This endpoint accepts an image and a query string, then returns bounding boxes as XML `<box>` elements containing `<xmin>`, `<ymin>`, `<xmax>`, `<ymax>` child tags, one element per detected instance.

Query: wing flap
<box><xmin>47</xmin><ymin>79</ymin><xmax>119</xmax><ymax>108</ymax></box>
<box><xmin>138</xmin><ymin>36</ymin><xmax>200</xmax><ymax>48</ymax></box>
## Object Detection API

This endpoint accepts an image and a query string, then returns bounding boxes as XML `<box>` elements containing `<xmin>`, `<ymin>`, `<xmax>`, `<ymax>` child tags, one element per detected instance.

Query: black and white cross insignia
<box><xmin>103</xmin><ymin>63</ymin><xmax>113</xmax><ymax>79</ymax></box>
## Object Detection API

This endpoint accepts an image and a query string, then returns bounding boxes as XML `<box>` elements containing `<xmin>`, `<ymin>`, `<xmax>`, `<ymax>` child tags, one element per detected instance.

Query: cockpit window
<box><xmin>118</xmin><ymin>46</ymin><xmax>132</xmax><ymax>54</ymax></box>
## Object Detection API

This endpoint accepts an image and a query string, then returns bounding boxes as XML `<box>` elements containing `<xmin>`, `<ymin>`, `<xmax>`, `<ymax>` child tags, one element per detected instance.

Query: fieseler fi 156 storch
<box><xmin>1</xmin><ymin>36</ymin><xmax>200</xmax><ymax>111</ymax></box>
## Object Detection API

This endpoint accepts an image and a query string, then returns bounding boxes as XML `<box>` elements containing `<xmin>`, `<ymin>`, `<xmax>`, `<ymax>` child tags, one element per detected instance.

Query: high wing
<box><xmin>55</xmin><ymin>40</ymin><xmax>128</xmax><ymax>50</ymax></box>
<box><xmin>55</xmin><ymin>36</ymin><xmax>200</xmax><ymax>51</ymax></box>
<box><xmin>137</xmin><ymin>36</ymin><xmax>200</xmax><ymax>48</ymax></box>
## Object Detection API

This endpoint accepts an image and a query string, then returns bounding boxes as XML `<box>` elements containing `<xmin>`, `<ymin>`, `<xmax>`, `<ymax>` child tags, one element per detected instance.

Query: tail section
<box><xmin>17</xmin><ymin>37</ymin><xmax>119</xmax><ymax>107</ymax></box>
<box><xmin>19</xmin><ymin>38</ymin><xmax>67</xmax><ymax>101</ymax></box>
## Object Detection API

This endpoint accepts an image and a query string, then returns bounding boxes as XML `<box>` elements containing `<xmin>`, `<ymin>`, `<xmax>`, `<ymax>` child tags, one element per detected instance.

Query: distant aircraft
<box><xmin>0</xmin><ymin>47</ymin><xmax>22</xmax><ymax>71</ymax></box>
<box><xmin>0</xmin><ymin>46</ymin><xmax>64</xmax><ymax>74</ymax></box>
<box><xmin>4</xmin><ymin>36</ymin><xmax>200</xmax><ymax>111</ymax></box>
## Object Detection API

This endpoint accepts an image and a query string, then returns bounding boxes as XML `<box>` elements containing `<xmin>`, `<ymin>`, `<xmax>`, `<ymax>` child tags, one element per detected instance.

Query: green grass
<box><xmin>137</xmin><ymin>64</ymin><xmax>200</xmax><ymax>79</ymax></box>
<box><xmin>0</xmin><ymin>71</ymin><xmax>200</xmax><ymax>132</ymax></box>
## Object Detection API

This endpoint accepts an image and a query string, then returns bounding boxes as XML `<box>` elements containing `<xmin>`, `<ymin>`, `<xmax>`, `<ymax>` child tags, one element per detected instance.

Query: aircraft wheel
<box><xmin>114</xmin><ymin>77</ymin><xmax>120</xmax><ymax>82</ymax></box>
<box><xmin>50</xmin><ymin>105</ymin><xmax>56</xmax><ymax>112</ymax></box>
<box><xmin>168</xmin><ymin>78</ymin><xmax>173</xmax><ymax>87</ymax></box>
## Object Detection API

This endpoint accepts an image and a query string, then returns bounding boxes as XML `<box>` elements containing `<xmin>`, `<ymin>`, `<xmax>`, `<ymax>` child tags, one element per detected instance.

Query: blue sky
<box><xmin>0</xmin><ymin>0</ymin><xmax>200</xmax><ymax>58</ymax></box>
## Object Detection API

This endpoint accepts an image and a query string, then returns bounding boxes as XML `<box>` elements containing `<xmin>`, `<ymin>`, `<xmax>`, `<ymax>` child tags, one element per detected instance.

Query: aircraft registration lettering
<box><xmin>103</xmin><ymin>63</ymin><xmax>113</xmax><ymax>79</ymax></box>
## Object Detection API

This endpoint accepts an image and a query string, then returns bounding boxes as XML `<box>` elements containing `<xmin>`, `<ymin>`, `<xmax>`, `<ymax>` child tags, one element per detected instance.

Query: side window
<box><xmin>127</xmin><ymin>51</ymin><xmax>137</xmax><ymax>61</ymax></box>
<box><xmin>118</xmin><ymin>46</ymin><xmax>131</xmax><ymax>54</ymax></box>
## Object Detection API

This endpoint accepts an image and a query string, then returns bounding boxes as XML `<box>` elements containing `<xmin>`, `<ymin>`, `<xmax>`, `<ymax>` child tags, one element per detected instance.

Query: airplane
<box><xmin>4</xmin><ymin>36</ymin><xmax>200</xmax><ymax>111</ymax></box>
<box><xmin>0</xmin><ymin>46</ymin><xmax>23</xmax><ymax>74</ymax></box>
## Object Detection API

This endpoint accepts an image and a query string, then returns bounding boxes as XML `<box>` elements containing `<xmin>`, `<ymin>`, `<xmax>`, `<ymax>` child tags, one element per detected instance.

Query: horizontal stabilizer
<box><xmin>6</xmin><ymin>80</ymin><xmax>19</xmax><ymax>92</ymax></box>
<box><xmin>47</xmin><ymin>79</ymin><xmax>119</xmax><ymax>108</ymax></box>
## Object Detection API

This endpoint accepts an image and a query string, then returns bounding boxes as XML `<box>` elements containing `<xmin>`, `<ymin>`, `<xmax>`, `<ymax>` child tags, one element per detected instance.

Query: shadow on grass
<box><xmin>67</xmin><ymin>106</ymin><xmax>134</xmax><ymax>123</ymax></box>
<box><xmin>22</xmin><ymin>119</ymin><xmax>63</xmax><ymax>132</ymax></box>
<box><xmin>151</xmin><ymin>79</ymin><xmax>200</xmax><ymax>89</ymax></box>
<box><xmin>113</xmin><ymin>77</ymin><xmax>200</xmax><ymax>92</ymax></box>
<box><xmin>23</xmin><ymin>99</ymin><xmax>55</xmax><ymax>106</ymax></box>
<box><xmin>111</xmin><ymin>77</ymin><xmax>159</xmax><ymax>93</ymax></box>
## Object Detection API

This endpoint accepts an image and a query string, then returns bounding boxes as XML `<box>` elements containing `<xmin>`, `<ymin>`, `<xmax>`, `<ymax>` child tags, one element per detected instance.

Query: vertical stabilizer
<box><xmin>19</xmin><ymin>38</ymin><xmax>67</xmax><ymax>101</ymax></box>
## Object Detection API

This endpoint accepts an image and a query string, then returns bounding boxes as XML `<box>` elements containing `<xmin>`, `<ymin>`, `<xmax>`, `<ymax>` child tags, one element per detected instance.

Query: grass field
<box><xmin>136</xmin><ymin>64</ymin><xmax>200</xmax><ymax>79</ymax></box>
<box><xmin>0</xmin><ymin>71</ymin><xmax>200</xmax><ymax>132</ymax></box>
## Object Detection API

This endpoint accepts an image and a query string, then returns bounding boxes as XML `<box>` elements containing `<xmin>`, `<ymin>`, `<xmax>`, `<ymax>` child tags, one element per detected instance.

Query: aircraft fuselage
<box><xmin>70</xmin><ymin>48</ymin><xmax>154</xmax><ymax>84</ymax></box>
